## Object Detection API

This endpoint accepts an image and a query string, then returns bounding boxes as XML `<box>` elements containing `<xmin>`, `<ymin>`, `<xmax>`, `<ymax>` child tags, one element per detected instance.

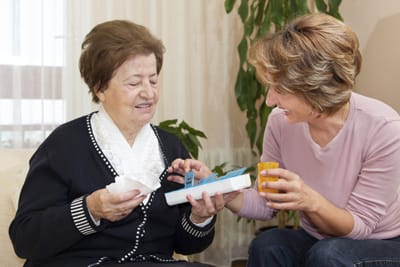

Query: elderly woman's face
<box><xmin>96</xmin><ymin>53</ymin><xmax>159</xmax><ymax>132</ymax></box>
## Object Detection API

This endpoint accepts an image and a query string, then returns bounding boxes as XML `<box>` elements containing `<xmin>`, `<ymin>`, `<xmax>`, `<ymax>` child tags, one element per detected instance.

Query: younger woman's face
<box><xmin>266</xmin><ymin>86</ymin><xmax>311</xmax><ymax>123</ymax></box>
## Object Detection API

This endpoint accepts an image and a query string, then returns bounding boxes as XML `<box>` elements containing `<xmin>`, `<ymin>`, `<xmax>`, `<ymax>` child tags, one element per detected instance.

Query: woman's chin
<box><xmin>284</xmin><ymin>114</ymin><xmax>299</xmax><ymax>124</ymax></box>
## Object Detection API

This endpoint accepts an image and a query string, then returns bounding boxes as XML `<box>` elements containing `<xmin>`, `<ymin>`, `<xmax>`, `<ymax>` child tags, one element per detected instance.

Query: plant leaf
<box><xmin>237</xmin><ymin>37</ymin><xmax>248</xmax><ymax>66</ymax></box>
<box><xmin>158</xmin><ymin>119</ymin><xmax>178</xmax><ymax>128</ymax></box>
<box><xmin>181</xmin><ymin>135</ymin><xmax>199</xmax><ymax>159</ymax></box>
<box><xmin>328</xmin><ymin>0</ymin><xmax>343</xmax><ymax>20</ymax></box>
<box><xmin>294</xmin><ymin>0</ymin><xmax>310</xmax><ymax>18</ymax></box>
<box><xmin>235</xmin><ymin>68</ymin><xmax>248</xmax><ymax>111</ymax></box>
<box><xmin>161</xmin><ymin>127</ymin><xmax>181</xmax><ymax>136</ymax></box>
<box><xmin>238</xmin><ymin>0</ymin><xmax>249</xmax><ymax>23</ymax></box>
<box><xmin>315</xmin><ymin>0</ymin><xmax>327</xmax><ymax>12</ymax></box>
<box><xmin>244</xmin><ymin>9</ymin><xmax>255</xmax><ymax>36</ymax></box>
<box><xmin>188</xmin><ymin>133</ymin><xmax>203</xmax><ymax>148</ymax></box>
<box><xmin>246</xmin><ymin>116</ymin><xmax>257</xmax><ymax>148</ymax></box>
<box><xmin>224</xmin><ymin>0</ymin><xmax>237</xmax><ymax>13</ymax></box>
<box><xmin>158</xmin><ymin>119</ymin><xmax>206</xmax><ymax>160</ymax></box>
<box><xmin>255</xmin><ymin>0</ymin><xmax>267</xmax><ymax>25</ymax></box>
<box><xmin>212</xmin><ymin>162</ymin><xmax>228</xmax><ymax>176</ymax></box>
<box><xmin>270</xmin><ymin>0</ymin><xmax>284</xmax><ymax>30</ymax></box>
<box><xmin>259</xmin><ymin>1</ymin><xmax>272</xmax><ymax>36</ymax></box>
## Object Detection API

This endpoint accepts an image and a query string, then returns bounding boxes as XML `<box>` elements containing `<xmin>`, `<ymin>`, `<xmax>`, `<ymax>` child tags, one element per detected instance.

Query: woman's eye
<box><xmin>129</xmin><ymin>82</ymin><xmax>140</xmax><ymax>87</ymax></box>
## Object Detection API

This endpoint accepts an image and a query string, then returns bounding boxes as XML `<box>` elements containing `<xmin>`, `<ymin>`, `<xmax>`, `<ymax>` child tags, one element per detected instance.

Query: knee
<box><xmin>248</xmin><ymin>233</ymin><xmax>266</xmax><ymax>257</ymax></box>
<box><xmin>248</xmin><ymin>228</ymin><xmax>282</xmax><ymax>256</ymax></box>
<box><xmin>248</xmin><ymin>229</ymin><xmax>292</xmax><ymax>260</ymax></box>
<box><xmin>248</xmin><ymin>237</ymin><xmax>285</xmax><ymax>267</ymax></box>
<box><xmin>306</xmin><ymin>238</ymin><xmax>349</xmax><ymax>265</ymax></box>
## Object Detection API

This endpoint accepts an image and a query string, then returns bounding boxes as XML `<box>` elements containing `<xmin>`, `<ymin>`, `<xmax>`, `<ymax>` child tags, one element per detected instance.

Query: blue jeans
<box><xmin>247</xmin><ymin>227</ymin><xmax>400</xmax><ymax>267</ymax></box>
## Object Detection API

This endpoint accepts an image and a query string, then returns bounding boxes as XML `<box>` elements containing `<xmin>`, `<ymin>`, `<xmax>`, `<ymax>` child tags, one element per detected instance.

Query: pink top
<box><xmin>238</xmin><ymin>93</ymin><xmax>400</xmax><ymax>240</ymax></box>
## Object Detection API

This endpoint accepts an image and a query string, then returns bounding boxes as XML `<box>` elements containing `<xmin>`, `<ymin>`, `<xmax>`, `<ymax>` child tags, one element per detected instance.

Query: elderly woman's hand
<box><xmin>167</xmin><ymin>158</ymin><xmax>212</xmax><ymax>184</ymax></box>
<box><xmin>187</xmin><ymin>191</ymin><xmax>241</xmax><ymax>224</ymax></box>
<box><xmin>86</xmin><ymin>188</ymin><xmax>146</xmax><ymax>222</ymax></box>
<box><xmin>167</xmin><ymin>158</ymin><xmax>242</xmax><ymax>223</ymax></box>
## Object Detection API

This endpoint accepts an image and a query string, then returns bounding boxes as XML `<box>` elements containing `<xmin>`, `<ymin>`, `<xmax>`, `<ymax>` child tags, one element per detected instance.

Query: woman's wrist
<box><xmin>86</xmin><ymin>194</ymin><xmax>101</xmax><ymax>221</ymax></box>
<box><xmin>190</xmin><ymin>213</ymin><xmax>213</xmax><ymax>226</ymax></box>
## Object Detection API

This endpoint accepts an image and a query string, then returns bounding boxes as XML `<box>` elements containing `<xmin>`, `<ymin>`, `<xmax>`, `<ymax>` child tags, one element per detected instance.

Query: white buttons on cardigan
<box><xmin>87</xmin><ymin>113</ymin><xmax>118</xmax><ymax>177</ymax></box>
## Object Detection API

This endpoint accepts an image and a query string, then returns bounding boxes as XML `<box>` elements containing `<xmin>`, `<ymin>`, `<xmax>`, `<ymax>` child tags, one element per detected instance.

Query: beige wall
<box><xmin>340</xmin><ymin>0</ymin><xmax>400</xmax><ymax>112</ymax></box>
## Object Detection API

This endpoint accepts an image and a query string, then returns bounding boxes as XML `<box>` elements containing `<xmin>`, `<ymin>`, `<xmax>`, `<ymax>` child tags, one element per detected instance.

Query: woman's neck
<box><xmin>308</xmin><ymin>102</ymin><xmax>350</xmax><ymax>147</ymax></box>
<box><xmin>112</xmin><ymin>119</ymin><xmax>143</xmax><ymax>147</ymax></box>
<box><xmin>120</xmin><ymin>126</ymin><xmax>142</xmax><ymax>147</ymax></box>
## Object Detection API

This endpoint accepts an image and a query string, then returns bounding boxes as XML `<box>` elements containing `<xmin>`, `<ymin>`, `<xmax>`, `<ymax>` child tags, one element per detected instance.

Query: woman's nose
<box><xmin>140</xmin><ymin>82</ymin><xmax>155</xmax><ymax>98</ymax></box>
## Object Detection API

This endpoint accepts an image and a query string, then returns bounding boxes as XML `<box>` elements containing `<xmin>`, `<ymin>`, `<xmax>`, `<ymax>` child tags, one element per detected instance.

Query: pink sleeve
<box><xmin>236</xmin><ymin>186</ymin><xmax>275</xmax><ymax>220</ymax></box>
<box><xmin>345</xmin><ymin>119</ymin><xmax>400</xmax><ymax>239</ymax></box>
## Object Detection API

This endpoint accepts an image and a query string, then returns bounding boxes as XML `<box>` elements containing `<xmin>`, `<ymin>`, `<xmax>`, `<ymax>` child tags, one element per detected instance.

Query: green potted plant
<box><xmin>158</xmin><ymin>119</ymin><xmax>207</xmax><ymax>159</ymax></box>
<box><xmin>224</xmin><ymin>0</ymin><xmax>343</xmax><ymax>228</ymax></box>
<box><xmin>159</xmin><ymin>119</ymin><xmax>228</xmax><ymax>171</ymax></box>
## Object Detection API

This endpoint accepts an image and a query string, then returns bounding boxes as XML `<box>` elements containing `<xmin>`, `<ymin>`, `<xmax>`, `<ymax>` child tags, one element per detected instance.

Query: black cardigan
<box><xmin>9</xmin><ymin>113</ymin><xmax>216</xmax><ymax>267</ymax></box>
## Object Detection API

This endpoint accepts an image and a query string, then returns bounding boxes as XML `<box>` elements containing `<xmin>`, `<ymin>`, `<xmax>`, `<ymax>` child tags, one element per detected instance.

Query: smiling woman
<box><xmin>166</xmin><ymin>12</ymin><xmax>400</xmax><ymax>267</ymax></box>
<box><xmin>1</xmin><ymin>1</ymin><xmax>255</xmax><ymax>266</ymax></box>
<box><xmin>93</xmin><ymin>54</ymin><xmax>160</xmax><ymax>145</ymax></box>
<box><xmin>9</xmin><ymin>19</ymin><xmax>220</xmax><ymax>267</ymax></box>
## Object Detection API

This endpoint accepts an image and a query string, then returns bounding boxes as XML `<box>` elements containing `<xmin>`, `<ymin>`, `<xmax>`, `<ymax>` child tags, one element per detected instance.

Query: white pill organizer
<box><xmin>164</xmin><ymin>167</ymin><xmax>251</xmax><ymax>206</ymax></box>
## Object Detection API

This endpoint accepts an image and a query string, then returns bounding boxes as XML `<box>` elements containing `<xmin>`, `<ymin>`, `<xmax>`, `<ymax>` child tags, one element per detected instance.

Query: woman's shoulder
<box><xmin>40</xmin><ymin>113</ymin><xmax>94</xmax><ymax>148</ymax></box>
<box><xmin>151</xmin><ymin>125</ymin><xmax>181</xmax><ymax>143</ymax></box>
<box><xmin>352</xmin><ymin>92</ymin><xmax>399</xmax><ymax>121</ymax></box>
<box><xmin>151</xmin><ymin>124</ymin><xmax>190</xmax><ymax>160</ymax></box>
<box><xmin>350</xmin><ymin>93</ymin><xmax>400</xmax><ymax>146</ymax></box>
<box><xmin>29</xmin><ymin>114</ymin><xmax>94</xmax><ymax>165</ymax></box>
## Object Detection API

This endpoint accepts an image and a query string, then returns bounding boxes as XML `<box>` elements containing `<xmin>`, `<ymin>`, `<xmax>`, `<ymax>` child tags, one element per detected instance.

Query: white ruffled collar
<box><xmin>91</xmin><ymin>106</ymin><xmax>163</xmax><ymax>200</ymax></box>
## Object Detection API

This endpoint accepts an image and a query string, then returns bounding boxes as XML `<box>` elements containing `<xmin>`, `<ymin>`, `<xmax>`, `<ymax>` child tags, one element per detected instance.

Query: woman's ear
<box><xmin>95</xmin><ymin>85</ymin><xmax>105</xmax><ymax>102</ymax></box>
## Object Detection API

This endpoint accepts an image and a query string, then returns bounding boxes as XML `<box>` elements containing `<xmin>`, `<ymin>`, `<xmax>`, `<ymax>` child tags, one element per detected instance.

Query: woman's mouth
<box><xmin>135</xmin><ymin>103</ymin><xmax>152</xmax><ymax>109</ymax></box>
<box><xmin>279</xmin><ymin>107</ymin><xmax>290</xmax><ymax>115</ymax></box>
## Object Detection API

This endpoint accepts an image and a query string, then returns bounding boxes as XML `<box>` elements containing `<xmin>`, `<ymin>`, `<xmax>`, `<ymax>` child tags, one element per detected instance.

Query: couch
<box><xmin>0</xmin><ymin>148</ymin><xmax>191</xmax><ymax>267</ymax></box>
<box><xmin>0</xmin><ymin>148</ymin><xmax>33</xmax><ymax>267</ymax></box>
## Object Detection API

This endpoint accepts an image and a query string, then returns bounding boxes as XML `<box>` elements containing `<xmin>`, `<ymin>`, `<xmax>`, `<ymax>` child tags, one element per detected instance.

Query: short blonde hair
<box><xmin>249</xmin><ymin>13</ymin><xmax>362</xmax><ymax>115</ymax></box>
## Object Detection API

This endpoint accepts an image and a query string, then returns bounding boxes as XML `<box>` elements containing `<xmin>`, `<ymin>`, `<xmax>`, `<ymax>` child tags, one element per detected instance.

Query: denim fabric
<box><xmin>247</xmin><ymin>227</ymin><xmax>400</xmax><ymax>267</ymax></box>
<box><xmin>100</xmin><ymin>262</ymin><xmax>211</xmax><ymax>267</ymax></box>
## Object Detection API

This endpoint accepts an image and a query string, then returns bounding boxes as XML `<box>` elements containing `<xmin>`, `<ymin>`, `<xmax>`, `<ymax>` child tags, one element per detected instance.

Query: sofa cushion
<box><xmin>0</xmin><ymin>149</ymin><xmax>34</xmax><ymax>267</ymax></box>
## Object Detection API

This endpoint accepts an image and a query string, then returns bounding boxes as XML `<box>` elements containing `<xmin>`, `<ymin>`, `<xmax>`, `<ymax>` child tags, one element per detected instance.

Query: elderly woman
<box><xmin>9</xmin><ymin>20</ymin><xmax>220</xmax><ymax>267</ymax></box>
<box><xmin>169</xmin><ymin>13</ymin><xmax>400</xmax><ymax>267</ymax></box>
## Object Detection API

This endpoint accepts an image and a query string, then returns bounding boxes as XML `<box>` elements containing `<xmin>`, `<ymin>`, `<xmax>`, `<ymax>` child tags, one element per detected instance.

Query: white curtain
<box><xmin>0</xmin><ymin>0</ymin><xmax>261</xmax><ymax>266</ymax></box>
<box><xmin>0</xmin><ymin>0</ymin><xmax>65</xmax><ymax>148</ymax></box>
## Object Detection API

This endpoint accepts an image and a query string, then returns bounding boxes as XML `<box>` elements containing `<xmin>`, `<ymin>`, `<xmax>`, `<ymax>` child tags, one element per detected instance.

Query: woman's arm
<box><xmin>9</xmin><ymin>147</ymin><xmax>95</xmax><ymax>259</ymax></box>
<box><xmin>167</xmin><ymin>158</ymin><xmax>275</xmax><ymax>220</ymax></box>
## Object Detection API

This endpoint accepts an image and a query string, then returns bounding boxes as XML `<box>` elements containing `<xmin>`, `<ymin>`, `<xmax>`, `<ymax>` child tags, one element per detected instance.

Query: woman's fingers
<box><xmin>87</xmin><ymin>189</ymin><xmax>147</xmax><ymax>222</ymax></box>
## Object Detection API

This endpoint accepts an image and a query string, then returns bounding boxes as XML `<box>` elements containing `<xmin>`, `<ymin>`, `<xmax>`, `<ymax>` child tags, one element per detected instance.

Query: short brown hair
<box><xmin>79</xmin><ymin>20</ymin><xmax>165</xmax><ymax>103</ymax></box>
<box><xmin>249</xmin><ymin>13</ymin><xmax>362</xmax><ymax>115</ymax></box>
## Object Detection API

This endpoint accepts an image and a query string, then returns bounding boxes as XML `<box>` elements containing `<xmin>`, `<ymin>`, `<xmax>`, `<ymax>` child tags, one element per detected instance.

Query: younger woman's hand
<box><xmin>259</xmin><ymin>168</ymin><xmax>317</xmax><ymax>212</ymax></box>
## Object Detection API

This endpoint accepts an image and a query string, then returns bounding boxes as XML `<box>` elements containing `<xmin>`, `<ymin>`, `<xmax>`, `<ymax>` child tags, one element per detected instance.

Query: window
<box><xmin>0</xmin><ymin>0</ymin><xmax>65</xmax><ymax>148</ymax></box>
